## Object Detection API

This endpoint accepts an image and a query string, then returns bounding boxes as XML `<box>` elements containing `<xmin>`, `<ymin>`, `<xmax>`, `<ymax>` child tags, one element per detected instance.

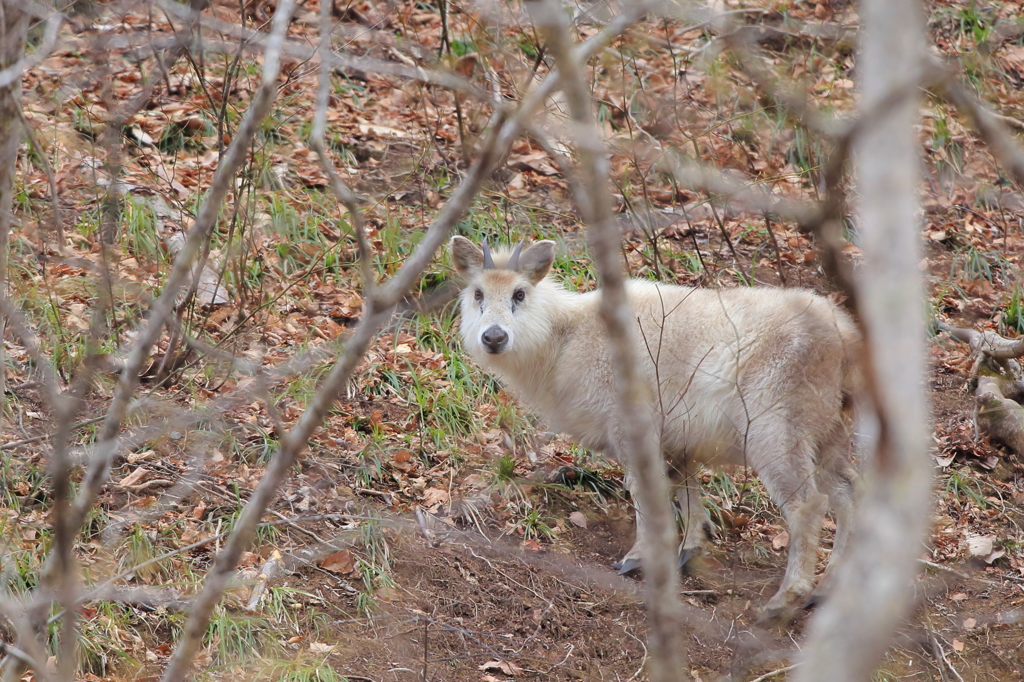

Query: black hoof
<box><xmin>803</xmin><ymin>592</ymin><xmax>824</xmax><ymax>611</ymax></box>
<box><xmin>678</xmin><ymin>547</ymin><xmax>700</xmax><ymax>573</ymax></box>
<box><xmin>612</xmin><ymin>558</ymin><xmax>642</xmax><ymax>575</ymax></box>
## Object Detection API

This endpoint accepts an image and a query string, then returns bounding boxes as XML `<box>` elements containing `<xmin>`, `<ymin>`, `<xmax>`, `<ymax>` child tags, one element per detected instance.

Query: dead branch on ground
<box><xmin>934</xmin><ymin>62</ymin><xmax>1024</xmax><ymax>188</ymax></box>
<box><xmin>938</xmin><ymin>320</ymin><xmax>1024</xmax><ymax>456</ymax></box>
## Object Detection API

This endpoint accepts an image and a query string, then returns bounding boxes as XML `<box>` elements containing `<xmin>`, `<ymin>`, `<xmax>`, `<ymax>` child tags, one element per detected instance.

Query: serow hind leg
<box><xmin>806</xmin><ymin>423</ymin><xmax>857</xmax><ymax>609</ymax></box>
<box><xmin>759</xmin><ymin>487</ymin><xmax>827</xmax><ymax>625</ymax></box>
<box><xmin>752</xmin><ymin>429</ymin><xmax>827</xmax><ymax>625</ymax></box>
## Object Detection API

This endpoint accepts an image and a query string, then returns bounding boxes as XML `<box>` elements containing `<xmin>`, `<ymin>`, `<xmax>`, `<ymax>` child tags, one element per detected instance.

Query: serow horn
<box><xmin>482</xmin><ymin>241</ymin><xmax>495</xmax><ymax>269</ymax></box>
<box><xmin>507</xmin><ymin>241</ymin><xmax>524</xmax><ymax>271</ymax></box>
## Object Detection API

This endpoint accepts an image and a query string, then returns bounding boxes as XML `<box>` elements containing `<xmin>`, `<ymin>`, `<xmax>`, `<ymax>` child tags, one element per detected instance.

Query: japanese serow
<box><xmin>450</xmin><ymin>236</ymin><xmax>860</xmax><ymax>622</ymax></box>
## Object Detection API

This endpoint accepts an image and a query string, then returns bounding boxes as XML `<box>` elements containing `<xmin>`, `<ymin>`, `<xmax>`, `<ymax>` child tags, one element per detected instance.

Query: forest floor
<box><xmin>3</xmin><ymin>0</ymin><xmax>1024</xmax><ymax>680</ymax></box>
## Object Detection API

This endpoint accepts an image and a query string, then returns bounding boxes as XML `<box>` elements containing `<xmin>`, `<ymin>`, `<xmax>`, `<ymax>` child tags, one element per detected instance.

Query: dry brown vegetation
<box><xmin>1</xmin><ymin>0</ymin><xmax>1024</xmax><ymax>680</ymax></box>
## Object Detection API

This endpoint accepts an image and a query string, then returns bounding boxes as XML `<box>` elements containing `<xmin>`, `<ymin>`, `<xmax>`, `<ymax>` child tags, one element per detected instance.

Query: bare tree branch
<box><xmin>158</xmin><ymin>108</ymin><xmax>512</xmax><ymax>682</ymax></box>
<box><xmin>154</xmin><ymin>4</ymin><xmax>664</xmax><ymax>677</ymax></box>
<box><xmin>530</xmin><ymin>3</ymin><xmax>686</xmax><ymax>681</ymax></box>
<box><xmin>0</xmin><ymin>590</ymin><xmax>58</xmax><ymax>682</ymax></box>
<box><xmin>8</xmin><ymin>2</ymin><xmax>980</xmax><ymax>678</ymax></box>
<box><xmin>0</xmin><ymin>295</ymin><xmax>63</xmax><ymax>409</ymax></box>
<box><xmin>14</xmin><ymin>103</ymin><xmax>62</xmax><ymax>251</ymax></box>
<box><xmin>22</xmin><ymin>3</ymin><xmax>302</xmax><ymax>676</ymax></box>
<box><xmin>0</xmin><ymin>0</ymin><xmax>30</xmax><ymax>407</ymax></box>
<box><xmin>657</xmin><ymin>152</ymin><xmax>818</xmax><ymax>224</ymax></box>
<box><xmin>934</xmin><ymin>62</ymin><xmax>1024</xmax><ymax>187</ymax></box>
<box><xmin>0</xmin><ymin>2</ymin><xmax>60</xmax><ymax>91</ymax></box>
<box><xmin>154</xmin><ymin>0</ymin><xmax>499</xmax><ymax>105</ymax></box>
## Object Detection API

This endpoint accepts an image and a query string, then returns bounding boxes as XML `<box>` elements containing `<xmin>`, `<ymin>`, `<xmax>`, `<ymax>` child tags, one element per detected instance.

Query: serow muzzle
<box><xmin>481</xmin><ymin>325</ymin><xmax>509</xmax><ymax>354</ymax></box>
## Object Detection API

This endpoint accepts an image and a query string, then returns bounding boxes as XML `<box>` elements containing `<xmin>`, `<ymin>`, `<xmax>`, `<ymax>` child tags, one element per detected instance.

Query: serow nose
<box><xmin>481</xmin><ymin>326</ymin><xmax>509</xmax><ymax>354</ymax></box>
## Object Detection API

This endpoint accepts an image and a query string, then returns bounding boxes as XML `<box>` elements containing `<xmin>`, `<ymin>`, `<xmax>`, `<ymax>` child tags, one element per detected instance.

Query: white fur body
<box><xmin>450</xmin><ymin>238</ymin><xmax>859</xmax><ymax>622</ymax></box>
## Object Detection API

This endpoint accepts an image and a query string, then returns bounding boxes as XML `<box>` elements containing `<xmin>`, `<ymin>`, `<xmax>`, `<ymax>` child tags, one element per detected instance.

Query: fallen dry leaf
<box><xmin>308</xmin><ymin>642</ymin><xmax>336</xmax><ymax>654</ymax></box>
<box><xmin>478</xmin><ymin>660</ymin><xmax>523</xmax><ymax>676</ymax></box>
<box><xmin>453</xmin><ymin>53</ymin><xmax>478</xmax><ymax>77</ymax></box>
<box><xmin>320</xmin><ymin>549</ymin><xmax>356</xmax><ymax>575</ymax></box>
<box><xmin>979</xmin><ymin>455</ymin><xmax>999</xmax><ymax>471</ymax></box>
<box><xmin>392</xmin><ymin>448</ymin><xmax>416</xmax><ymax>473</ymax></box>
<box><xmin>507</xmin><ymin>150</ymin><xmax>559</xmax><ymax>176</ymax></box>
<box><xmin>422</xmin><ymin>487</ymin><xmax>450</xmax><ymax>511</ymax></box>
<box><xmin>569</xmin><ymin>511</ymin><xmax>588</xmax><ymax>529</ymax></box>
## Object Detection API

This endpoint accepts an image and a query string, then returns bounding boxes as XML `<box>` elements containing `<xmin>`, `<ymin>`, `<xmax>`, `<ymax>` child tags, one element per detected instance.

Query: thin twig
<box><xmin>0</xmin><ymin>295</ymin><xmax>63</xmax><ymax>408</ymax></box>
<box><xmin>657</xmin><ymin>154</ymin><xmax>817</xmax><ymax>224</ymax></box>
<box><xmin>157</xmin><ymin>21</ymin><xmax>530</xmax><ymax>682</ymax></box>
<box><xmin>749</xmin><ymin>663</ymin><xmax>801</xmax><ymax>682</ymax></box>
<box><xmin>762</xmin><ymin>210</ymin><xmax>787</xmax><ymax>286</ymax></box>
<box><xmin>0</xmin><ymin>1</ymin><xmax>32</xmax><ymax>410</ymax></box>
<box><xmin>0</xmin><ymin>3</ymin><xmax>61</xmax><ymax>90</ymax></box>
<box><xmin>310</xmin><ymin>0</ymin><xmax>375</xmax><ymax>299</ymax></box>
<box><xmin>47</xmin><ymin>513</ymin><xmax>359</xmax><ymax>627</ymax></box>
<box><xmin>14</xmin><ymin>103</ymin><xmax>62</xmax><ymax>250</ymax></box>
<box><xmin>928</xmin><ymin>631</ymin><xmax>965</xmax><ymax>682</ymax></box>
<box><xmin>918</xmin><ymin>559</ymin><xmax>1001</xmax><ymax>586</ymax></box>
<box><xmin>155</xmin><ymin>0</ymin><xmax>497</xmax><ymax>105</ymax></box>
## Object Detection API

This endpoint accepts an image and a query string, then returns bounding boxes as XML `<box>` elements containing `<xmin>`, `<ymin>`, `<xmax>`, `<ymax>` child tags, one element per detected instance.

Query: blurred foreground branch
<box><xmin>2</xmin><ymin>1</ymin><xmax>301</xmax><ymax>678</ymax></box>
<box><xmin>532</xmin><ymin>2</ymin><xmax>686</xmax><ymax>681</ymax></box>
<box><xmin>797</xmin><ymin>1</ymin><xmax>933</xmax><ymax>680</ymax></box>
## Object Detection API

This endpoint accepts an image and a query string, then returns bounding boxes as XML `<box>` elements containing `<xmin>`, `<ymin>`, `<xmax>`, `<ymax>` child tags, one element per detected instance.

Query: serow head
<box><xmin>449</xmin><ymin>236</ymin><xmax>556</xmax><ymax>356</ymax></box>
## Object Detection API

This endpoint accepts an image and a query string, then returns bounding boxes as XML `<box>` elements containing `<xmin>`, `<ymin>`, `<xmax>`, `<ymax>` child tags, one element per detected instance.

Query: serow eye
<box><xmin>474</xmin><ymin>288</ymin><xmax>484</xmax><ymax>302</ymax></box>
<box><xmin>512</xmin><ymin>289</ymin><xmax>526</xmax><ymax>304</ymax></box>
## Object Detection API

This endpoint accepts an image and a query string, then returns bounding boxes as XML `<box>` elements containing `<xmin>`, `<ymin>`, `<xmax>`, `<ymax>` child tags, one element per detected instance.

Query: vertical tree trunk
<box><xmin>796</xmin><ymin>0</ymin><xmax>932</xmax><ymax>680</ymax></box>
<box><xmin>0</xmin><ymin>1</ymin><xmax>29</xmax><ymax>403</ymax></box>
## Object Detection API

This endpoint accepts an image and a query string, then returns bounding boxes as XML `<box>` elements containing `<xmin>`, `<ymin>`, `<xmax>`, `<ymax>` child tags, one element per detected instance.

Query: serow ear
<box><xmin>450</xmin><ymin>236</ymin><xmax>483</xmax><ymax>277</ymax></box>
<box><xmin>518</xmin><ymin>240</ymin><xmax>556</xmax><ymax>284</ymax></box>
